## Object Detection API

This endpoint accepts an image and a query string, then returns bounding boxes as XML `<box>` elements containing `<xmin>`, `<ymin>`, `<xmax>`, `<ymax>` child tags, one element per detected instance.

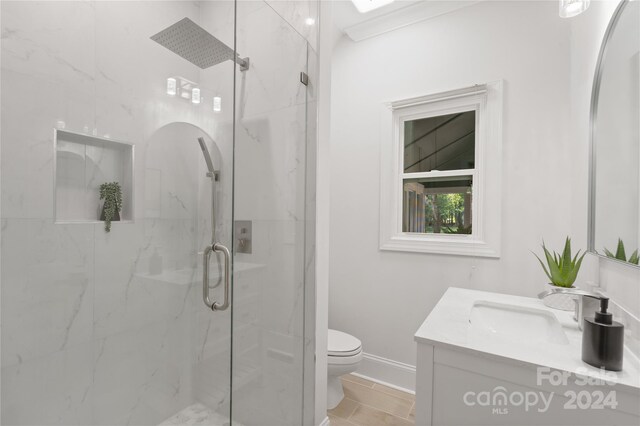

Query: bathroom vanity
<box><xmin>414</xmin><ymin>288</ymin><xmax>640</xmax><ymax>426</ymax></box>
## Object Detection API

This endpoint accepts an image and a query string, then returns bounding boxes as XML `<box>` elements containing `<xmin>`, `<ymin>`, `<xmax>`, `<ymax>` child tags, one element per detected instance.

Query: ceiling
<box><xmin>332</xmin><ymin>0</ymin><xmax>482</xmax><ymax>41</ymax></box>
<box><xmin>332</xmin><ymin>0</ymin><xmax>424</xmax><ymax>31</ymax></box>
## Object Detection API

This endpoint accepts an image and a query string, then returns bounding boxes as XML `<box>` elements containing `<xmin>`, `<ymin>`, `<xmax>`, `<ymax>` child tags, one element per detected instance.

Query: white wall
<box><xmin>314</xmin><ymin>0</ymin><xmax>335</xmax><ymax>422</ymax></box>
<box><xmin>329</xmin><ymin>1</ymin><xmax>583</xmax><ymax>389</ymax></box>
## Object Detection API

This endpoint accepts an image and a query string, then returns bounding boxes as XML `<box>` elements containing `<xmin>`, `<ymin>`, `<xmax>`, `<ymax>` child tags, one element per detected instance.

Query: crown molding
<box><xmin>344</xmin><ymin>0</ymin><xmax>481</xmax><ymax>41</ymax></box>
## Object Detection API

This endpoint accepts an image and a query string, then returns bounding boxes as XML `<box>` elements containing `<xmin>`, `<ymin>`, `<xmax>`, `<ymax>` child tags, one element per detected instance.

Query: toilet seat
<box><xmin>326</xmin><ymin>329</ymin><xmax>363</xmax><ymax>410</ymax></box>
<box><xmin>328</xmin><ymin>351</ymin><xmax>363</xmax><ymax>365</ymax></box>
<box><xmin>328</xmin><ymin>329</ymin><xmax>362</xmax><ymax>357</ymax></box>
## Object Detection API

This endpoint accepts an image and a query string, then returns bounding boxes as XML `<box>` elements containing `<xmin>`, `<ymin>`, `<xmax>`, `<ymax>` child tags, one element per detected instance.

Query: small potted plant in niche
<box><xmin>99</xmin><ymin>181</ymin><xmax>122</xmax><ymax>232</ymax></box>
<box><xmin>533</xmin><ymin>237</ymin><xmax>586</xmax><ymax>310</ymax></box>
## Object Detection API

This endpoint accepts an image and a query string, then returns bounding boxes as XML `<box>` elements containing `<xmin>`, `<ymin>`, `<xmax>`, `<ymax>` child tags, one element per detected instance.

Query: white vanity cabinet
<box><xmin>414</xmin><ymin>288</ymin><xmax>640</xmax><ymax>426</ymax></box>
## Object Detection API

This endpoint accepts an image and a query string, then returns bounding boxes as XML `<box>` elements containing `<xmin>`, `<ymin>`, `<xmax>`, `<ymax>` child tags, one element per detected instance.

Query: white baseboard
<box><xmin>352</xmin><ymin>352</ymin><xmax>416</xmax><ymax>393</ymax></box>
<box><xmin>319</xmin><ymin>415</ymin><xmax>330</xmax><ymax>426</ymax></box>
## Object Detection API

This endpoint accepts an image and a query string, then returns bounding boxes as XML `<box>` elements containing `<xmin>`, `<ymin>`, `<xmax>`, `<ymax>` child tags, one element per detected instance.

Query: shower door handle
<box><xmin>202</xmin><ymin>242</ymin><xmax>231</xmax><ymax>311</ymax></box>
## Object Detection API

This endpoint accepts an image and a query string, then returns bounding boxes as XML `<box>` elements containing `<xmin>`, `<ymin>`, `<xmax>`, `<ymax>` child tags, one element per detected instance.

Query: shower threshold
<box><xmin>159</xmin><ymin>403</ymin><xmax>240</xmax><ymax>426</ymax></box>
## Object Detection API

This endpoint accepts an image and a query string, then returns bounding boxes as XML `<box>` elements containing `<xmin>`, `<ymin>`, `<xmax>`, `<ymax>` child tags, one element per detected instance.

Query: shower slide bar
<box><xmin>196</xmin><ymin>136</ymin><xmax>230</xmax><ymax>312</ymax></box>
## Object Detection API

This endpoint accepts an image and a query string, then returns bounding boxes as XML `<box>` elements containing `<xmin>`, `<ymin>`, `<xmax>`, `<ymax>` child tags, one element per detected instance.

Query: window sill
<box><xmin>380</xmin><ymin>234</ymin><xmax>500</xmax><ymax>258</ymax></box>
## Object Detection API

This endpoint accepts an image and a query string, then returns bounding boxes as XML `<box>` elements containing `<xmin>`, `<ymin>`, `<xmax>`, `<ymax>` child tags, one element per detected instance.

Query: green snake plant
<box><xmin>533</xmin><ymin>237</ymin><xmax>587</xmax><ymax>288</ymax></box>
<box><xmin>604</xmin><ymin>239</ymin><xmax>639</xmax><ymax>265</ymax></box>
<box><xmin>99</xmin><ymin>181</ymin><xmax>122</xmax><ymax>232</ymax></box>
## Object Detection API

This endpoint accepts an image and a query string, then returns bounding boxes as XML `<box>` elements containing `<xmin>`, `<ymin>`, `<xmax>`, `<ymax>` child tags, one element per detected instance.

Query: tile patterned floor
<box><xmin>328</xmin><ymin>375</ymin><xmax>415</xmax><ymax>426</ymax></box>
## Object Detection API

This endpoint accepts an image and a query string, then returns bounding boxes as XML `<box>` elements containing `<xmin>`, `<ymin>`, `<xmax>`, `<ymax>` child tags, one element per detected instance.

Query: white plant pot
<box><xmin>541</xmin><ymin>283</ymin><xmax>577</xmax><ymax>311</ymax></box>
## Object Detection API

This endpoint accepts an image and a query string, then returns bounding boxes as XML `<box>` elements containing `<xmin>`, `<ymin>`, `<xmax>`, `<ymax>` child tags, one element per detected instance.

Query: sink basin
<box><xmin>469</xmin><ymin>300</ymin><xmax>569</xmax><ymax>345</ymax></box>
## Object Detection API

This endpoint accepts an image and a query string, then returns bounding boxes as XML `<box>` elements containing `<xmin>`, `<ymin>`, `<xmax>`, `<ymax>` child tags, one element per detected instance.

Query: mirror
<box><xmin>589</xmin><ymin>0</ymin><xmax>640</xmax><ymax>267</ymax></box>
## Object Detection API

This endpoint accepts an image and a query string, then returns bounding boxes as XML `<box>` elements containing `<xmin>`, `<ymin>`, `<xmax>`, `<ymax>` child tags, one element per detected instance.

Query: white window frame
<box><xmin>379</xmin><ymin>81</ymin><xmax>503</xmax><ymax>257</ymax></box>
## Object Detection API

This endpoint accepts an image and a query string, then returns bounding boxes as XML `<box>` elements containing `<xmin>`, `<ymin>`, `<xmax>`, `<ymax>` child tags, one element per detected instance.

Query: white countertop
<box><xmin>414</xmin><ymin>287</ymin><xmax>640</xmax><ymax>392</ymax></box>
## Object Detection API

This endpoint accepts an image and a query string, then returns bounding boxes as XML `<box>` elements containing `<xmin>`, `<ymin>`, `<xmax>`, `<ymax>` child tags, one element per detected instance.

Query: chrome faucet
<box><xmin>537</xmin><ymin>287</ymin><xmax>606</xmax><ymax>331</ymax></box>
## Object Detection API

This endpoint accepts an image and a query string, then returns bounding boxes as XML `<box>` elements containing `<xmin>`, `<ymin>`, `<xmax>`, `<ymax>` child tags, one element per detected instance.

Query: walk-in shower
<box><xmin>1</xmin><ymin>1</ymin><xmax>317</xmax><ymax>425</ymax></box>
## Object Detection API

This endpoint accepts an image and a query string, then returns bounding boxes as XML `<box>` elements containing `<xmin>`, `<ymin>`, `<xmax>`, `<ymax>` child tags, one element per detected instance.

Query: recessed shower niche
<box><xmin>54</xmin><ymin>129</ymin><xmax>134</xmax><ymax>223</ymax></box>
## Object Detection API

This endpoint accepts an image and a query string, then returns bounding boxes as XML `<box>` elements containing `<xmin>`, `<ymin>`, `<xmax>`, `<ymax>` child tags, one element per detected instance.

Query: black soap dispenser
<box><xmin>581</xmin><ymin>297</ymin><xmax>624</xmax><ymax>371</ymax></box>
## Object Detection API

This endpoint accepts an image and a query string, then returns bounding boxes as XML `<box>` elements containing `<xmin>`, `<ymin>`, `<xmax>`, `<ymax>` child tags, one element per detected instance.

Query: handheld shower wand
<box><xmin>198</xmin><ymin>137</ymin><xmax>217</xmax><ymax>180</ymax></box>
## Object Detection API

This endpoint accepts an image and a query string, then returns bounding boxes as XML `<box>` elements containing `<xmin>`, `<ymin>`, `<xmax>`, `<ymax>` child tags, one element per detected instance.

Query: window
<box><xmin>403</xmin><ymin>111</ymin><xmax>475</xmax><ymax>235</ymax></box>
<box><xmin>379</xmin><ymin>82</ymin><xmax>503</xmax><ymax>257</ymax></box>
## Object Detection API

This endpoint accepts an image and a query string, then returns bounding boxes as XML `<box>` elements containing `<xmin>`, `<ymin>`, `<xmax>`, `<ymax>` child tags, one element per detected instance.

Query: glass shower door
<box><xmin>230</xmin><ymin>2</ymin><xmax>316</xmax><ymax>425</ymax></box>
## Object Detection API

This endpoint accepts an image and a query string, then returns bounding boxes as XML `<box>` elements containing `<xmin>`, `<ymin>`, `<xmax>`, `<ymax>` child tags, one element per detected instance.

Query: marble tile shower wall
<box><xmin>0</xmin><ymin>1</ymin><xmax>231</xmax><ymax>425</ymax></box>
<box><xmin>1</xmin><ymin>0</ymin><xmax>318</xmax><ymax>425</ymax></box>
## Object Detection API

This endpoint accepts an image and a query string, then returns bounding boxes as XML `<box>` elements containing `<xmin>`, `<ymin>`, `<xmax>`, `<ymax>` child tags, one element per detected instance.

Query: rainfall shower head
<box><xmin>151</xmin><ymin>17</ymin><xmax>249</xmax><ymax>71</ymax></box>
<box><xmin>197</xmin><ymin>137</ymin><xmax>217</xmax><ymax>180</ymax></box>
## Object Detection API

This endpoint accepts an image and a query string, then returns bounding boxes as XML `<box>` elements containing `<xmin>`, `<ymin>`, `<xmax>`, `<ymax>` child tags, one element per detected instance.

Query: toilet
<box><xmin>327</xmin><ymin>329</ymin><xmax>363</xmax><ymax>409</ymax></box>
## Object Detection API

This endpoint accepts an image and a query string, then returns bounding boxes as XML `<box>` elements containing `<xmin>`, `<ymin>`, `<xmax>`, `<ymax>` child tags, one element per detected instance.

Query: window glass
<box><xmin>403</xmin><ymin>111</ymin><xmax>476</xmax><ymax>173</ymax></box>
<box><xmin>402</xmin><ymin>176</ymin><xmax>473</xmax><ymax>234</ymax></box>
